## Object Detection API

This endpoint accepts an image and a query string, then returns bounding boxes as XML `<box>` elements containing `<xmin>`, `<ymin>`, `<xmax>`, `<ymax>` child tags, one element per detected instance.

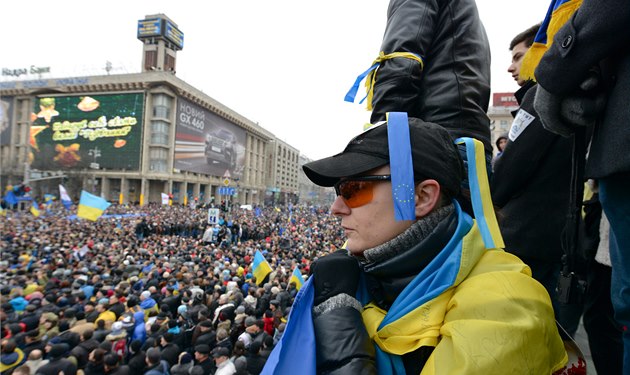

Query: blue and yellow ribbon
<box><xmin>455</xmin><ymin>138</ymin><xmax>504</xmax><ymax>249</ymax></box>
<box><xmin>345</xmin><ymin>52</ymin><xmax>424</xmax><ymax>110</ymax></box>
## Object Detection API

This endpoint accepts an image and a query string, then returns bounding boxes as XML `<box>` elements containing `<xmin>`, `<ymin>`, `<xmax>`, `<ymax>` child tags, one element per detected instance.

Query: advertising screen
<box><xmin>137</xmin><ymin>18</ymin><xmax>162</xmax><ymax>38</ymax></box>
<box><xmin>174</xmin><ymin>97</ymin><xmax>246</xmax><ymax>178</ymax></box>
<box><xmin>164</xmin><ymin>21</ymin><xmax>184</xmax><ymax>50</ymax></box>
<box><xmin>30</xmin><ymin>93</ymin><xmax>144</xmax><ymax>171</ymax></box>
<box><xmin>0</xmin><ymin>96</ymin><xmax>13</xmax><ymax>145</ymax></box>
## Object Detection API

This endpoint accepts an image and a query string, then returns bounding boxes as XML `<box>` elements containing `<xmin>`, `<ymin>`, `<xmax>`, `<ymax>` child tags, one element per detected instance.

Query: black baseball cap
<box><xmin>212</xmin><ymin>347</ymin><xmax>230</xmax><ymax>358</ymax></box>
<box><xmin>303</xmin><ymin>118</ymin><xmax>463</xmax><ymax>195</ymax></box>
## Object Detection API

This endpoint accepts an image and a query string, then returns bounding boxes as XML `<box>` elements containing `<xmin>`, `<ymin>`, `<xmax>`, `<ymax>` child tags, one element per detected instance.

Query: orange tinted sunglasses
<box><xmin>334</xmin><ymin>175</ymin><xmax>392</xmax><ymax>208</ymax></box>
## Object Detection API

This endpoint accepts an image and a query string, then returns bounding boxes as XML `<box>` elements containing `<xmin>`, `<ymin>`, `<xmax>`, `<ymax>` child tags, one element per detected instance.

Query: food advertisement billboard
<box><xmin>174</xmin><ymin>97</ymin><xmax>246</xmax><ymax>178</ymax></box>
<box><xmin>30</xmin><ymin>93</ymin><xmax>144</xmax><ymax>171</ymax></box>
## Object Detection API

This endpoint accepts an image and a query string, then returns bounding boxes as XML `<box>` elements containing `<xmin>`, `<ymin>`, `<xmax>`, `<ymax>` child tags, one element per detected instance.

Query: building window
<box><xmin>500</xmin><ymin>120</ymin><xmax>510</xmax><ymax>131</ymax></box>
<box><xmin>151</xmin><ymin>120</ymin><xmax>169</xmax><ymax>145</ymax></box>
<box><xmin>152</xmin><ymin>94</ymin><xmax>172</xmax><ymax>119</ymax></box>
<box><xmin>149</xmin><ymin>148</ymin><xmax>168</xmax><ymax>172</ymax></box>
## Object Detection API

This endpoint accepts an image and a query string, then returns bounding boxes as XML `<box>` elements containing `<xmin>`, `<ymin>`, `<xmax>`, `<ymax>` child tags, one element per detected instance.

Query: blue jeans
<box><xmin>599</xmin><ymin>172</ymin><xmax>630</xmax><ymax>372</ymax></box>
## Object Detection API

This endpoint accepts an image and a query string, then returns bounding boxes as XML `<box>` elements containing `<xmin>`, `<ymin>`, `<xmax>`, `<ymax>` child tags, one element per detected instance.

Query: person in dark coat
<box><xmin>193</xmin><ymin>344</ymin><xmax>215</xmax><ymax>375</ymax></box>
<box><xmin>367</xmin><ymin>0</ymin><xmax>492</xmax><ymax>153</ymax></box>
<box><xmin>70</xmin><ymin>329</ymin><xmax>100</xmax><ymax>370</ymax></box>
<box><xmin>20</xmin><ymin>305</ymin><xmax>40</xmax><ymax>332</ymax></box>
<box><xmin>192</xmin><ymin>320</ymin><xmax>215</xmax><ymax>349</ymax></box>
<box><xmin>532</xmin><ymin>0</ymin><xmax>630</xmax><ymax>370</ymax></box>
<box><xmin>126</xmin><ymin>340</ymin><xmax>146</xmax><ymax>375</ymax></box>
<box><xmin>143</xmin><ymin>347</ymin><xmax>169</xmax><ymax>375</ymax></box>
<box><xmin>245</xmin><ymin>341</ymin><xmax>265</xmax><ymax>375</ymax></box>
<box><xmin>104</xmin><ymin>353</ymin><xmax>130</xmax><ymax>375</ymax></box>
<box><xmin>22</xmin><ymin>330</ymin><xmax>45</xmax><ymax>359</ymax></box>
<box><xmin>161</xmin><ymin>287</ymin><xmax>180</xmax><ymax>317</ymax></box>
<box><xmin>158</xmin><ymin>333</ymin><xmax>180</xmax><ymax>368</ymax></box>
<box><xmin>85</xmin><ymin>348</ymin><xmax>107</xmax><ymax>375</ymax></box>
<box><xmin>170</xmin><ymin>352</ymin><xmax>194</xmax><ymax>375</ymax></box>
<box><xmin>491</xmin><ymin>24</ymin><xmax>582</xmax><ymax>337</ymax></box>
<box><xmin>36</xmin><ymin>343</ymin><xmax>77</xmax><ymax>375</ymax></box>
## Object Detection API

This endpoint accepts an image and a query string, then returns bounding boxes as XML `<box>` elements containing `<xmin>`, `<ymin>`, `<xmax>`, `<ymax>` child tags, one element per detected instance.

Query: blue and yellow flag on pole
<box><xmin>252</xmin><ymin>250</ymin><xmax>272</xmax><ymax>286</ymax></box>
<box><xmin>77</xmin><ymin>190</ymin><xmax>111</xmax><ymax>221</ymax></box>
<box><xmin>30</xmin><ymin>201</ymin><xmax>41</xmax><ymax>217</ymax></box>
<box><xmin>289</xmin><ymin>267</ymin><xmax>305</xmax><ymax>291</ymax></box>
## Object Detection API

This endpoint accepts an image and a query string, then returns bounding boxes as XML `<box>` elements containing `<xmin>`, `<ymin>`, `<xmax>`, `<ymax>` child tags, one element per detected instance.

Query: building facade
<box><xmin>0</xmin><ymin>14</ymin><xmax>321</xmax><ymax>207</ymax></box>
<box><xmin>265</xmin><ymin>138</ymin><xmax>299</xmax><ymax>206</ymax></box>
<box><xmin>488</xmin><ymin>92</ymin><xmax>518</xmax><ymax>154</ymax></box>
<box><xmin>0</xmin><ymin>71</ymin><xmax>276</xmax><ymax>206</ymax></box>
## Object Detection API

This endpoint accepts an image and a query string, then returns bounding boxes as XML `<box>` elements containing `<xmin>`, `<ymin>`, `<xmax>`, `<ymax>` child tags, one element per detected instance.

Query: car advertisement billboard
<box><xmin>174</xmin><ymin>97</ymin><xmax>246</xmax><ymax>179</ymax></box>
<box><xmin>30</xmin><ymin>93</ymin><xmax>144</xmax><ymax>171</ymax></box>
<box><xmin>0</xmin><ymin>96</ymin><xmax>13</xmax><ymax>145</ymax></box>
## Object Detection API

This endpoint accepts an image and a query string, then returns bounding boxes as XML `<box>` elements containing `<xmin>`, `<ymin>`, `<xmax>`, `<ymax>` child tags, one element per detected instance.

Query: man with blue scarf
<box><xmin>263</xmin><ymin>116</ymin><xmax>567</xmax><ymax>374</ymax></box>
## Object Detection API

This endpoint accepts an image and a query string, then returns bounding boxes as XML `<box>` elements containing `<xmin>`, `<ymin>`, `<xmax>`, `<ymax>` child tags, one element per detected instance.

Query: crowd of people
<box><xmin>0</xmin><ymin>202</ymin><xmax>340</xmax><ymax>375</ymax></box>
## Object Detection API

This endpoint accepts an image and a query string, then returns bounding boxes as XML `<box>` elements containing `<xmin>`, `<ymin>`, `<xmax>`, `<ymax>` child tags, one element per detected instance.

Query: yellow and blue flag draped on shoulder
<box><xmin>345</xmin><ymin>51</ymin><xmax>424</xmax><ymax>110</ymax></box>
<box><xmin>386</xmin><ymin>112</ymin><xmax>416</xmax><ymax>221</ymax></box>
<box><xmin>252</xmin><ymin>250</ymin><xmax>272</xmax><ymax>286</ymax></box>
<box><xmin>520</xmin><ymin>0</ymin><xmax>582</xmax><ymax>81</ymax></box>
<box><xmin>77</xmin><ymin>190</ymin><xmax>111</xmax><ymax>222</ymax></box>
<box><xmin>360</xmin><ymin>202</ymin><xmax>566</xmax><ymax>374</ymax></box>
<box><xmin>289</xmin><ymin>267</ymin><xmax>305</xmax><ymax>291</ymax></box>
<box><xmin>30</xmin><ymin>201</ymin><xmax>41</xmax><ymax>217</ymax></box>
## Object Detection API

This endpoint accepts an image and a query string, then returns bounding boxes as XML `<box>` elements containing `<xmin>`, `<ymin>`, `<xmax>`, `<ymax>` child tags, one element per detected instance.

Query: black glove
<box><xmin>534</xmin><ymin>84</ymin><xmax>574</xmax><ymax>137</ymax></box>
<box><xmin>534</xmin><ymin>68</ymin><xmax>606</xmax><ymax>137</ymax></box>
<box><xmin>310</xmin><ymin>249</ymin><xmax>360</xmax><ymax>306</ymax></box>
<box><xmin>559</xmin><ymin>69</ymin><xmax>606</xmax><ymax>127</ymax></box>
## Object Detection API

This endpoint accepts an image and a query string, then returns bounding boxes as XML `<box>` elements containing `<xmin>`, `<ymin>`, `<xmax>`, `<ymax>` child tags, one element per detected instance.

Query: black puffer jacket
<box><xmin>370</xmin><ymin>0</ymin><xmax>492</xmax><ymax>151</ymax></box>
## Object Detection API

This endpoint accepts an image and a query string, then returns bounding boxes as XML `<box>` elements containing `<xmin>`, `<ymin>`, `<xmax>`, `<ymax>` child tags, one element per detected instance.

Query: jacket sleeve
<box><xmin>313</xmin><ymin>294</ymin><xmax>376</xmax><ymax>375</ymax></box>
<box><xmin>491</xmin><ymin>86</ymin><xmax>559</xmax><ymax>207</ymax></box>
<box><xmin>370</xmin><ymin>0</ymin><xmax>440</xmax><ymax>123</ymax></box>
<box><xmin>535</xmin><ymin>0</ymin><xmax>630</xmax><ymax>95</ymax></box>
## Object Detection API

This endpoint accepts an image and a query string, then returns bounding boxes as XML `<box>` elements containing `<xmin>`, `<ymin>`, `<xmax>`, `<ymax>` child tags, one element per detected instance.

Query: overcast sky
<box><xmin>1</xmin><ymin>0</ymin><xmax>551</xmax><ymax>160</ymax></box>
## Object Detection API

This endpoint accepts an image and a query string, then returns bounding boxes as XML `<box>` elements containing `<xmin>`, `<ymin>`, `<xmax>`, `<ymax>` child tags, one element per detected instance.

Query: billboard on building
<box><xmin>30</xmin><ymin>93</ymin><xmax>145</xmax><ymax>171</ymax></box>
<box><xmin>174</xmin><ymin>97</ymin><xmax>246</xmax><ymax>179</ymax></box>
<box><xmin>492</xmin><ymin>92</ymin><xmax>518</xmax><ymax>107</ymax></box>
<box><xmin>0</xmin><ymin>96</ymin><xmax>13</xmax><ymax>145</ymax></box>
<box><xmin>137</xmin><ymin>18</ymin><xmax>162</xmax><ymax>38</ymax></box>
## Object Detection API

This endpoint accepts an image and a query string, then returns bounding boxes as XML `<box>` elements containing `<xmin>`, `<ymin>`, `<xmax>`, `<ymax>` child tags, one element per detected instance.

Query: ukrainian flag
<box><xmin>77</xmin><ymin>190</ymin><xmax>111</xmax><ymax>221</ymax></box>
<box><xmin>290</xmin><ymin>267</ymin><xmax>305</xmax><ymax>291</ymax></box>
<box><xmin>520</xmin><ymin>0</ymin><xmax>582</xmax><ymax>81</ymax></box>
<box><xmin>30</xmin><ymin>201</ymin><xmax>41</xmax><ymax>217</ymax></box>
<box><xmin>252</xmin><ymin>250</ymin><xmax>272</xmax><ymax>286</ymax></box>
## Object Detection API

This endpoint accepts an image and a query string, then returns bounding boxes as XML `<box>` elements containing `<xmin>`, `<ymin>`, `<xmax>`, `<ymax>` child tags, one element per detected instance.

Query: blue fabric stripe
<box><xmin>344</xmin><ymin>63</ymin><xmax>379</xmax><ymax>103</ymax></box>
<box><xmin>386</xmin><ymin>112</ymin><xmax>416</xmax><ymax>221</ymax></box>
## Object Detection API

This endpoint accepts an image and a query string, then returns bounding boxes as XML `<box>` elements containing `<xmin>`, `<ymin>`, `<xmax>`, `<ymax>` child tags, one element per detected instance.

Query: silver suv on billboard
<box><xmin>205</xmin><ymin>128</ymin><xmax>236</xmax><ymax>169</ymax></box>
